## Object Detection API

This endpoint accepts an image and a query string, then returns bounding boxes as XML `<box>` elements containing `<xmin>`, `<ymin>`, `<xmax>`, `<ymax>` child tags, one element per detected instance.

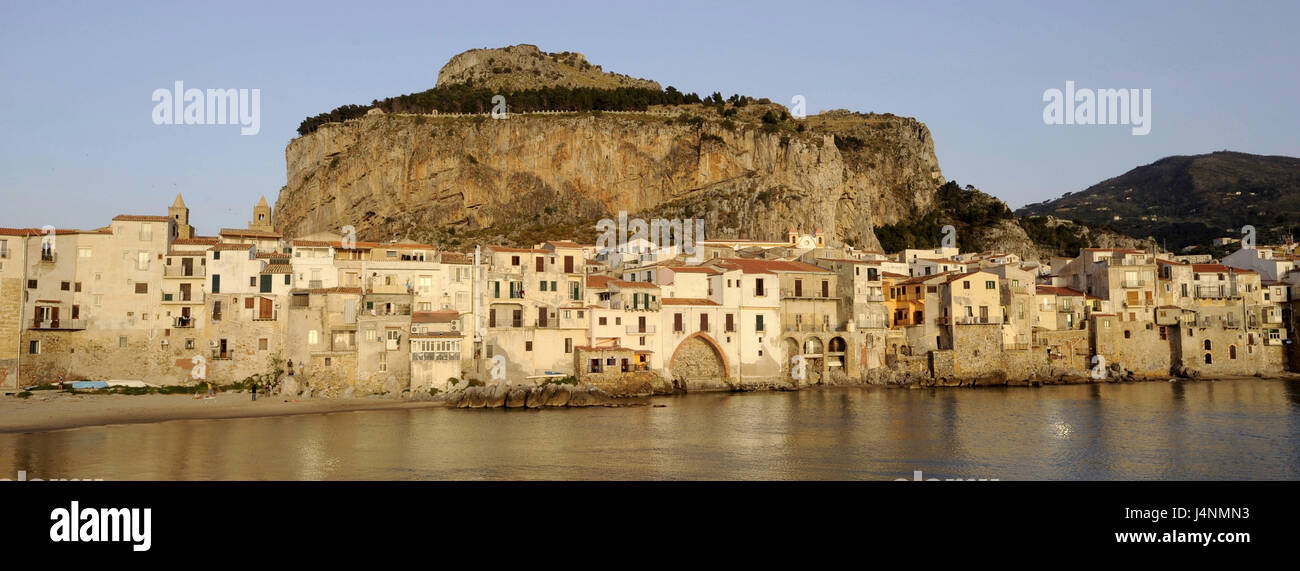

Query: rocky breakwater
<box><xmin>442</xmin><ymin>382</ymin><xmax>631</xmax><ymax>409</ymax></box>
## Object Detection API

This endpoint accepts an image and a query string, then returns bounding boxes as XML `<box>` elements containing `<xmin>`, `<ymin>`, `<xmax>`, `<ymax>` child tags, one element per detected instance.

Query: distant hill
<box><xmin>1016</xmin><ymin>151</ymin><xmax>1300</xmax><ymax>252</ymax></box>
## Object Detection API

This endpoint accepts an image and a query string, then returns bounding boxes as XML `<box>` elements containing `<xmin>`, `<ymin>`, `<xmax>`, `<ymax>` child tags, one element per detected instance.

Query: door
<box><xmin>638</xmin><ymin>315</ymin><xmax>646</xmax><ymax>333</ymax></box>
<box><xmin>564</xmin><ymin>256</ymin><xmax>574</xmax><ymax>273</ymax></box>
<box><xmin>538</xmin><ymin>306</ymin><xmax>547</xmax><ymax>327</ymax></box>
<box><xmin>259</xmin><ymin>274</ymin><xmax>272</xmax><ymax>293</ymax></box>
<box><xmin>794</xmin><ymin>280</ymin><xmax>802</xmax><ymax>297</ymax></box>
<box><xmin>259</xmin><ymin>297</ymin><xmax>273</xmax><ymax>320</ymax></box>
<box><xmin>180</xmin><ymin>282</ymin><xmax>191</xmax><ymax>301</ymax></box>
<box><xmin>181</xmin><ymin>257</ymin><xmax>193</xmax><ymax>276</ymax></box>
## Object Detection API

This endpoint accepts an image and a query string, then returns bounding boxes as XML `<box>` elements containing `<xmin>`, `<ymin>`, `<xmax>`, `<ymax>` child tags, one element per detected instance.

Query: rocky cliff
<box><xmin>273</xmin><ymin>107</ymin><xmax>944</xmax><ymax>250</ymax></box>
<box><xmin>435</xmin><ymin>43</ymin><xmax>661</xmax><ymax>91</ymax></box>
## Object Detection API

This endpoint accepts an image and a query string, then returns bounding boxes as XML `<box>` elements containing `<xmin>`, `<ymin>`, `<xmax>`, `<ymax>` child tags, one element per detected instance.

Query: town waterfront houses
<box><xmin>1</xmin><ymin>198</ymin><xmax>1296</xmax><ymax>395</ymax></box>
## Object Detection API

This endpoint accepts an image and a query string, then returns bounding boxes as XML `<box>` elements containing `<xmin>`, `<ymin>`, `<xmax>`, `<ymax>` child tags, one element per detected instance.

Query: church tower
<box><xmin>248</xmin><ymin>196</ymin><xmax>273</xmax><ymax>232</ymax></box>
<box><xmin>169</xmin><ymin>193</ymin><xmax>194</xmax><ymax>239</ymax></box>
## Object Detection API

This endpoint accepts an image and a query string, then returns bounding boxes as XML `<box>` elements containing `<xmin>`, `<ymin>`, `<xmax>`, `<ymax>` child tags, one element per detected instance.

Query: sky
<box><xmin>2</xmin><ymin>0</ymin><xmax>1297</xmax><ymax>233</ymax></box>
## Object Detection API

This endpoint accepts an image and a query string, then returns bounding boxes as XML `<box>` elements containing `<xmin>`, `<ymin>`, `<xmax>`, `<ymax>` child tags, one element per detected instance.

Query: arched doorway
<box><xmin>670</xmin><ymin>334</ymin><xmax>728</xmax><ymax>390</ymax></box>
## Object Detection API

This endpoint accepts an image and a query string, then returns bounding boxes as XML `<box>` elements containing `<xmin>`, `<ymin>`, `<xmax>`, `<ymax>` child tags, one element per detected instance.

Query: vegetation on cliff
<box><xmin>298</xmin><ymin>84</ymin><xmax>717</xmax><ymax>135</ymax></box>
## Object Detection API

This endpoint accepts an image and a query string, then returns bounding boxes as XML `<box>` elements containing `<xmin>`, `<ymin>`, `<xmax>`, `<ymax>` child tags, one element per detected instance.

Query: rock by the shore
<box><xmin>445</xmin><ymin>383</ymin><xmax>619</xmax><ymax>409</ymax></box>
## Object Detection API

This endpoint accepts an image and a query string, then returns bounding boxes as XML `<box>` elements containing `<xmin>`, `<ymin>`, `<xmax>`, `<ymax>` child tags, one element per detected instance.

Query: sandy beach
<box><xmin>0</xmin><ymin>391</ymin><xmax>446</xmax><ymax>434</ymax></box>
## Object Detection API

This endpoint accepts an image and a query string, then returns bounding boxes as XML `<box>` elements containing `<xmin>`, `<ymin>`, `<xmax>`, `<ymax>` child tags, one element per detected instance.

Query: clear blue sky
<box><xmin>3</xmin><ymin>0</ymin><xmax>1297</xmax><ymax>233</ymax></box>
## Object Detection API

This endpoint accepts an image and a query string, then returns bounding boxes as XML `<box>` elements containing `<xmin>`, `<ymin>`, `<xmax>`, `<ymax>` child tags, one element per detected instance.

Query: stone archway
<box><xmin>669</xmin><ymin>332</ymin><xmax>729</xmax><ymax>390</ymax></box>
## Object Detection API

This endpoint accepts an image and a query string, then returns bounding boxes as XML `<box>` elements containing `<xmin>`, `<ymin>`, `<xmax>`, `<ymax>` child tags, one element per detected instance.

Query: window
<box><xmin>378</xmin><ymin>352</ymin><xmax>387</xmax><ymax>372</ymax></box>
<box><xmin>365</xmin><ymin>328</ymin><xmax>376</xmax><ymax>342</ymax></box>
<box><xmin>212</xmin><ymin>274</ymin><xmax>221</xmax><ymax>294</ymax></box>
<box><xmin>674</xmin><ymin>313</ymin><xmax>684</xmax><ymax>332</ymax></box>
<box><xmin>565</xmin><ymin>338</ymin><xmax>573</xmax><ymax>353</ymax></box>
<box><xmin>27</xmin><ymin>279</ymin><xmax>36</xmax><ymax>289</ymax></box>
<box><xmin>137</xmin><ymin>251</ymin><xmax>149</xmax><ymax>271</ymax></box>
<box><xmin>308</xmin><ymin>330</ymin><xmax>319</xmax><ymax>344</ymax></box>
<box><xmin>525</xmin><ymin>341</ymin><xmax>533</xmax><ymax>352</ymax></box>
<box><xmin>259</xmin><ymin>338</ymin><xmax>269</xmax><ymax>351</ymax></box>
<box><xmin>61</xmin><ymin>281</ymin><xmax>70</xmax><ymax>291</ymax></box>
<box><xmin>135</xmin><ymin>282</ymin><xmax>148</xmax><ymax>294</ymax></box>
<box><xmin>963</xmin><ymin>281</ymin><xmax>971</xmax><ymax>290</ymax></box>
<box><xmin>985</xmin><ymin>281</ymin><xmax>995</xmax><ymax>289</ymax></box>
<box><xmin>78</xmin><ymin>247</ymin><xmax>91</xmax><ymax>258</ymax></box>
<box><xmin>93</xmin><ymin>294</ymin><xmax>103</xmax><ymax>306</ymax></box>
<box><xmin>725</xmin><ymin>313</ymin><xmax>735</xmax><ymax>332</ymax></box>
<box><xmin>28</xmin><ymin>340</ymin><xmax>39</xmax><ymax>354</ymax></box>
<box><xmin>140</xmin><ymin>224</ymin><xmax>152</xmax><ymax>241</ymax></box>
<box><xmin>119</xmin><ymin>336</ymin><xmax>128</xmax><ymax>348</ymax></box>
<box><xmin>756</xmin><ymin>314</ymin><xmax>765</xmax><ymax>332</ymax></box>
<box><xmin>598</xmin><ymin>316</ymin><xmax>607</xmax><ymax>326</ymax></box>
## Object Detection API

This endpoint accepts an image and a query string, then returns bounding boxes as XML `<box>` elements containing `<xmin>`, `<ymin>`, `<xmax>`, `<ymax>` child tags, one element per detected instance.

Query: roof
<box><xmin>113</xmin><ymin>214</ymin><xmax>170</xmax><ymax>222</ymax></box>
<box><xmin>410</xmin><ymin>331</ymin><xmax>463</xmax><ymax>339</ymax></box>
<box><xmin>610</xmin><ymin>279</ymin><xmax>659</xmax><ymax>289</ymax></box>
<box><xmin>166</xmin><ymin>250</ymin><xmax>207</xmax><ymax>257</ymax></box>
<box><xmin>291</xmin><ymin>239</ymin><xmax>333</xmax><ymax>247</ymax></box>
<box><xmin>412</xmin><ymin>311</ymin><xmax>460</xmax><ymax>324</ymax></box>
<box><xmin>661</xmin><ymin>297</ymin><xmax>720</xmax><ymax>306</ymax></box>
<box><xmin>220</xmin><ymin>228</ymin><xmax>282</xmax><ymax>238</ymax></box>
<box><xmin>943</xmin><ymin>271</ymin><xmax>983</xmax><ymax>283</ymax></box>
<box><xmin>0</xmin><ymin>227</ymin><xmax>82</xmax><ymax>236</ymax></box>
<box><xmin>881</xmin><ymin>272</ymin><xmax>909</xmax><ymax>279</ymax></box>
<box><xmin>210</xmin><ymin>243</ymin><xmax>256</xmax><ymax>251</ymax></box>
<box><xmin>896</xmin><ymin>271</ymin><xmax>954</xmax><ymax>286</ymax></box>
<box><xmin>1192</xmin><ymin>264</ymin><xmax>1256</xmax><ymax>274</ymax></box>
<box><xmin>665</xmin><ymin>266</ymin><xmax>722</xmax><ymax>275</ymax></box>
<box><xmin>1036</xmin><ymin>285</ymin><xmax>1086</xmax><ymax>297</ymax></box>
<box><xmin>587</xmin><ymin>275</ymin><xmax>613</xmax><ymax>288</ymax></box>
<box><xmin>1083</xmin><ymin>248</ymin><xmax>1146</xmax><ymax>254</ymax></box>
<box><xmin>711</xmin><ymin>257</ymin><xmax>829</xmax><ymax>275</ymax></box>
<box><xmin>290</xmin><ymin>286</ymin><xmax>363</xmax><ymax>295</ymax></box>
<box><xmin>440</xmin><ymin>252</ymin><xmax>472</xmax><ymax>265</ymax></box>
<box><xmin>545</xmin><ymin>240</ymin><xmax>587</xmax><ymax>249</ymax></box>
<box><xmin>260</xmin><ymin>263</ymin><xmax>292</xmax><ymax>274</ymax></box>
<box><xmin>488</xmin><ymin>245</ymin><xmax>546</xmax><ymax>254</ymax></box>
<box><xmin>172</xmin><ymin>237</ymin><xmax>219</xmax><ymax>246</ymax></box>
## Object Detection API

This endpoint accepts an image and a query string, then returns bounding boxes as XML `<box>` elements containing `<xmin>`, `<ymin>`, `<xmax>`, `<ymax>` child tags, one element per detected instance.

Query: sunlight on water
<box><xmin>1</xmin><ymin>379</ymin><xmax>1297</xmax><ymax>480</ymax></box>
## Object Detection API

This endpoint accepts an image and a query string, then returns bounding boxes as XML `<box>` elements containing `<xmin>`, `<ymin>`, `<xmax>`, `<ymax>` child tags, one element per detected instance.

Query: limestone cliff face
<box><xmin>274</xmin><ymin>110</ymin><xmax>944</xmax><ymax>249</ymax></box>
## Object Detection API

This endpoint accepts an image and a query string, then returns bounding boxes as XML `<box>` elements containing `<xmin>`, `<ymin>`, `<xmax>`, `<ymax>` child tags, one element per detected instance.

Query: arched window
<box><xmin>1204</xmin><ymin>353</ymin><xmax>1213</xmax><ymax>365</ymax></box>
<box><xmin>1123</xmin><ymin>330</ymin><xmax>1131</xmax><ymax>339</ymax></box>
<box><xmin>1229</xmin><ymin>345</ymin><xmax>1237</xmax><ymax>359</ymax></box>
<box><xmin>1203</xmin><ymin>339</ymin><xmax>1212</xmax><ymax>351</ymax></box>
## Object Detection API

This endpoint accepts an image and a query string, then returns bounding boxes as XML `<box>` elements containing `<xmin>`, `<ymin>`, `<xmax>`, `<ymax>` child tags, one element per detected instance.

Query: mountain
<box><xmin>273</xmin><ymin>44</ymin><xmax>1143</xmax><ymax>259</ymax></box>
<box><xmin>275</xmin><ymin>45</ymin><xmax>944</xmax><ymax>251</ymax></box>
<box><xmin>1016</xmin><ymin>151</ymin><xmax>1300</xmax><ymax>252</ymax></box>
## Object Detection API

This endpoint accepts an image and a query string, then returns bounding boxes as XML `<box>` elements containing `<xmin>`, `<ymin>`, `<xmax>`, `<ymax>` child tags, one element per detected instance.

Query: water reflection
<box><xmin>0</xmin><ymin>379</ymin><xmax>1296</xmax><ymax>481</ymax></box>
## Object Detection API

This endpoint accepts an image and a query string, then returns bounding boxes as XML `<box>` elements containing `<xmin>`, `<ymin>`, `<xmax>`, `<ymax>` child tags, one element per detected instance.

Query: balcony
<box><xmin>173</xmin><ymin>316</ymin><xmax>196</xmax><ymax>328</ymax></box>
<box><xmin>1122</xmin><ymin>298</ymin><xmax>1153</xmax><ymax>307</ymax></box>
<box><xmin>1121</xmin><ymin>279</ymin><xmax>1146</xmax><ymax>288</ymax></box>
<box><xmin>626</xmin><ymin>324</ymin><xmax>657</xmax><ymax>334</ymax></box>
<box><xmin>308</xmin><ymin>280</ymin><xmax>323</xmax><ymax>289</ymax></box>
<box><xmin>956</xmin><ymin>316</ymin><xmax>996</xmax><ymax>325</ymax></box>
<box><xmin>1195</xmin><ymin>286</ymin><xmax>1240</xmax><ymax>299</ymax></box>
<box><xmin>39</xmin><ymin>251</ymin><xmax>57</xmax><ymax>263</ymax></box>
<box><xmin>251</xmin><ymin>311</ymin><xmax>279</xmax><ymax>322</ymax></box>
<box><xmin>28</xmin><ymin>318</ymin><xmax>86</xmax><ymax>330</ymax></box>
<box><xmin>164</xmin><ymin>265</ymin><xmax>207</xmax><ymax>278</ymax></box>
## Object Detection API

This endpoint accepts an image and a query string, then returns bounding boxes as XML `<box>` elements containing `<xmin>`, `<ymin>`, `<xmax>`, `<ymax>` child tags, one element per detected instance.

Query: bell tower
<box><xmin>249</xmin><ymin>196</ymin><xmax>273</xmax><ymax>232</ymax></box>
<box><xmin>169</xmin><ymin>193</ymin><xmax>194</xmax><ymax>239</ymax></box>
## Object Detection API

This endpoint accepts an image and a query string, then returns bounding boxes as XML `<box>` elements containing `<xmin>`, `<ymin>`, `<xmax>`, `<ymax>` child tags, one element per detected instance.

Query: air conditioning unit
<box><xmin>209</xmin><ymin>340</ymin><xmax>219</xmax><ymax>348</ymax></box>
<box><xmin>160</xmin><ymin>339</ymin><xmax>169</xmax><ymax>346</ymax></box>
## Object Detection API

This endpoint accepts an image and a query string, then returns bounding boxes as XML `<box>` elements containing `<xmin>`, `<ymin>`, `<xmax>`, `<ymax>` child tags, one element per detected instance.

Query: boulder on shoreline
<box><xmin>445</xmin><ymin>383</ymin><xmax>618</xmax><ymax>409</ymax></box>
